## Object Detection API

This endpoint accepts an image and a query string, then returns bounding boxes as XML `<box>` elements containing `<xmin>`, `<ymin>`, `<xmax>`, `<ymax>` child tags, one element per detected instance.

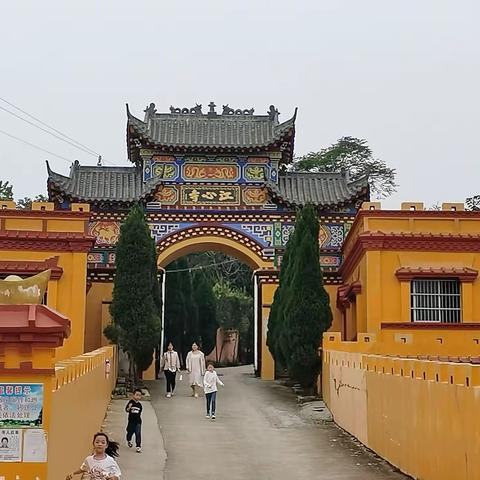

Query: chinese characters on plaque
<box><xmin>0</xmin><ymin>384</ymin><xmax>47</xmax><ymax>463</ymax></box>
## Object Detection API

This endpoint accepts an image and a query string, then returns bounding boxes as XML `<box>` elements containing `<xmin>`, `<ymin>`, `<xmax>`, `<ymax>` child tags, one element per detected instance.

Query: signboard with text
<box><xmin>0</xmin><ymin>384</ymin><xmax>43</xmax><ymax>428</ymax></box>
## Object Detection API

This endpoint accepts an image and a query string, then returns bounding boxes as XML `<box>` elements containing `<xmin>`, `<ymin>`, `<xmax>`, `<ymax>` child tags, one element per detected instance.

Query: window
<box><xmin>410</xmin><ymin>279</ymin><xmax>461</xmax><ymax>323</ymax></box>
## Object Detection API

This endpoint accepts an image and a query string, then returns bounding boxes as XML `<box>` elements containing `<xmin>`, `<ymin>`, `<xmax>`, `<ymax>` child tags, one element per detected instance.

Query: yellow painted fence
<box><xmin>323</xmin><ymin>340</ymin><xmax>480</xmax><ymax>480</ymax></box>
<box><xmin>48</xmin><ymin>346</ymin><xmax>117</xmax><ymax>480</ymax></box>
<box><xmin>0</xmin><ymin>346</ymin><xmax>116</xmax><ymax>480</ymax></box>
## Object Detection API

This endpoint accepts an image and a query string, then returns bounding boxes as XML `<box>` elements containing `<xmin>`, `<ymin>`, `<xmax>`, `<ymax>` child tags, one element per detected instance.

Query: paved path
<box><xmin>104</xmin><ymin>398</ymin><xmax>166</xmax><ymax>478</ymax></box>
<box><xmin>150</xmin><ymin>365</ymin><xmax>409</xmax><ymax>480</ymax></box>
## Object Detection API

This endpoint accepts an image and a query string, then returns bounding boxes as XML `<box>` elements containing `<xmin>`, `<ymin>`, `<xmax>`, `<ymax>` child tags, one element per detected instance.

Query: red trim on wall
<box><xmin>0</xmin><ymin>230</ymin><xmax>95</xmax><ymax>252</ymax></box>
<box><xmin>395</xmin><ymin>267</ymin><xmax>478</xmax><ymax>282</ymax></box>
<box><xmin>337</xmin><ymin>281</ymin><xmax>362</xmax><ymax>309</ymax></box>
<box><xmin>356</xmin><ymin>209</ymin><xmax>480</xmax><ymax>219</ymax></box>
<box><xmin>381</xmin><ymin>322</ymin><xmax>480</xmax><ymax>330</ymax></box>
<box><xmin>0</xmin><ymin>362</ymin><xmax>55</xmax><ymax>375</ymax></box>
<box><xmin>347</xmin><ymin>209</ymin><xmax>480</xmax><ymax>240</ymax></box>
<box><xmin>0</xmin><ymin>256</ymin><xmax>63</xmax><ymax>279</ymax></box>
<box><xmin>0</xmin><ymin>209</ymin><xmax>91</xmax><ymax>219</ymax></box>
<box><xmin>340</xmin><ymin>231</ymin><xmax>480</xmax><ymax>280</ymax></box>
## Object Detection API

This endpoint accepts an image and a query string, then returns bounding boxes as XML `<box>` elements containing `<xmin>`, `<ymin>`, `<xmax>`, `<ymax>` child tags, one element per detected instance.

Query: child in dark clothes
<box><xmin>125</xmin><ymin>388</ymin><xmax>143</xmax><ymax>453</ymax></box>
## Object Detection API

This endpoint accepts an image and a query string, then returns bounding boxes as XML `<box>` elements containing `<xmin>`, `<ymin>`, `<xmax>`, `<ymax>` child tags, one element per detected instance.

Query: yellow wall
<box><xmin>0</xmin><ymin>333</ymin><xmax>115</xmax><ymax>480</ymax></box>
<box><xmin>0</xmin><ymin>205</ymin><xmax>92</xmax><ymax>360</ymax></box>
<box><xmin>49</xmin><ymin>347</ymin><xmax>116</xmax><ymax>480</ymax></box>
<box><xmin>323</xmin><ymin>343</ymin><xmax>480</xmax><ymax>480</ymax></box>
<box><xmin>260</xmin><ymin>282</ymin><xmax>276</xmax><ymax>381</ymax></box>
<box><xmin>85</xmin><ymin>282</ymin><xmax>114</xmax><ymax>352</ymax></box>
<box><xmin>0</xmin><ymin>374</ymin><xmax>53</xmax><ymax>480</ymax></box>
<box><xmin>324</xmin><ymin>285</ymin><xmax>341</xmax><ymax>333</ymax></box>
<box><xmin>341</xmin><ymin>211</ymin><xmax>480</xmax><ymax>334</ymax></box>
<box><xmin>323</xmin><ymin>206</ymin><xmax>480</xmax><ymax>480</ymax></box>
<box><xmin>0</xmin><ymin>249</ymin><xmax>88</xmax><ymax>360</ymax></box>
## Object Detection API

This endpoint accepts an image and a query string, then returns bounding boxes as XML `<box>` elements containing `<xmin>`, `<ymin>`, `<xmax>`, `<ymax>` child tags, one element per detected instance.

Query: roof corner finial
<box><xmin>208</xmin><ymin>101</ymin><xmax>217</xmax><ymax>116</ymax></box>
<box><xmin>267</xmin><ymin>105</ymin><xmax>280</xmax><ymax>123</ymax></box>
<box><xmin>97</xmin><ymin>155</ymin><xmax>103</xmax><ymax>166</ymax></box>
<box><xmin>70</xmin><ymin>160</ymin><xmax>80</xmax><ymax>176</ymax></box>
<box><xmin>144</xmin><ymin>102</ymin><xmax>157</xmax><ymax>122</ymax></box>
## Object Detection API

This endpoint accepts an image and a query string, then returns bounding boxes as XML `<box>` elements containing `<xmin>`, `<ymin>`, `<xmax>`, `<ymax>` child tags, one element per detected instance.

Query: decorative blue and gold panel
<box><xmin>143</xmin><ymin>155</ymin><xmax>276</xmax><ymax>185</ymax></box>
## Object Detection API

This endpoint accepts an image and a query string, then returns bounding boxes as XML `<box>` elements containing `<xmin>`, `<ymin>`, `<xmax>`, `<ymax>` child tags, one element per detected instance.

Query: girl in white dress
<box><xmin>186</xmin><ymin>342</ymin><xmax>205</xmax><ymax>398</ymax></box>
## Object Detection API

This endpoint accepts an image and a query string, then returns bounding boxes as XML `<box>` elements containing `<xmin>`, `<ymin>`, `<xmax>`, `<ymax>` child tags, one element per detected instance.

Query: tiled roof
<box><xmin>127</xmin><ymin>103</ymin><xmax>296</xmax><ymax>153</ymax></box>
<box><xmin>270</xmin><ymin>173</ymin><xmax>369</xmax><ymax>207</ymax></box>
<box><xmin>47</xmin><ymin>163</ymin><xmax>368</xmax><ymax>207</ymax></box>
<box><xmin>47</xmin><ymin>161</ymin><xmax>154</xmax><ymax>202</ymax></box>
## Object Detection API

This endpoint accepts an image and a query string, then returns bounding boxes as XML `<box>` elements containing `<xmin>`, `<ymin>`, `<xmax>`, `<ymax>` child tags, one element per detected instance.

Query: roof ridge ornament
<box><xmin>144</xmin><ymin>102</ymin><xmax>157</xmax><ymax>122</ymax></box>
<box><xmin>267</xmin><ymin>105</ymin><xmax>280</xmax><ymax>123</ymax></box>
<box><xmin>222</xmin><ymin>104</ymin><xmax>255</xmax><ymax>116</ymax></box>
<box><xmin>70</xmin><ymin>159</ymin><xmax>80</xmax><ymax>175</ymax></box>
<box><xmin>208</xmin><ymin>101</ymin><xmax>217</xmax><ymax>116</ymax></box>
<box><xmin>169</xmin><ymin>104</ymin><xmax>203</xmax><ymax>115</ymax></box>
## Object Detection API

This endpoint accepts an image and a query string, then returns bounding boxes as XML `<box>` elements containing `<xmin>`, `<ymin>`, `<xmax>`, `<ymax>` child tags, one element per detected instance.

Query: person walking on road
<box><xmin>186</xmin><ymin>342</ymin><xmax>205</xmax><ymax>398</ymax></box>
<box><xmin>125</xmin><ymin>388</ymin><xmax>143</xmax><ymax>453</ymax></box>
<box><xmin>203</xmin><ymin>362</ymin><xmax>224</xmax><ymax>420</ymax></box>
<box><xmin>160</xmin><ymin>341</ymin><xmax>181</xmax><ymax>398</ymax></box>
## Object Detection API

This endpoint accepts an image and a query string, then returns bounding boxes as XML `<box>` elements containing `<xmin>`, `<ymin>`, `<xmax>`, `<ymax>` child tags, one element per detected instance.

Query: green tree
<box><xmin>277</xmin><ymin>205</ymin><xmax>333</xmax><ymax>387</ymax></box>
<box><xmin>164</xmin><ymin>257</ymin><xmax>199</xmax><ymax>364</ymax></box>
<box><xmin>267</xmin><ymin>219</ymin><xmax>298</xmax><ymax>371</ymax></box>
<box><xmin>16</xmin><ymin>194</ymin><xmax>49</xmax><ymax>210</ymax></box>
<box><xmin>188</xmin><ymin>252</ymin><xmax>253</xmax><ymax>293</ymax></box>
<box><xmin>108</xmin><ymin>204</ymin><xmax>161</xmax><ymax>382</ymax></box>
<box><xmin>0</xmin><ymin>181</ymin><xmax>13</xmax><ymax>200</ymax></box>
<box><xmin>193</xmin><ymin>270</ymin><xmax>218</xmax><ymax>356</ymax></box>
<box><xmin>213</xmin><ymin>281</ymin><xmax>253</xmax><ymax>364</ymax></box>
<box><xmin>293</xmin><ymin>136</ymin><xmax>397</xmax><ymax>199</ymax></box>
<box><xmin>164</xmin><ymin>258</ymin><xmax>188</xmax><ymax>360</ymax></box>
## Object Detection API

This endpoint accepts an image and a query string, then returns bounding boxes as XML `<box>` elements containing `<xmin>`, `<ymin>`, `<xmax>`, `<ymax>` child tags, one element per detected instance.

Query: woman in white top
<box><xmin>160</xmin><ymin>342</ymin><xmax>181</xmax><ymax>398</ymax></box>
<box><xmin>185</xmin><ymin>342</ymin><xmax>205</xmax><ymax>398</ymax></box>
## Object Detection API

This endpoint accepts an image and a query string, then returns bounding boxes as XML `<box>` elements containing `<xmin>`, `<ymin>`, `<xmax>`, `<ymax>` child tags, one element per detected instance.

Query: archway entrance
<box><xmin>48</xmin><ymin>101</ymin><xmax>367</xmax><ymax>383</ymax></box>
<box><xmin>156</xmin><ymin>226</ymin><xmax>277</xmax><ymax>380</ymax></box>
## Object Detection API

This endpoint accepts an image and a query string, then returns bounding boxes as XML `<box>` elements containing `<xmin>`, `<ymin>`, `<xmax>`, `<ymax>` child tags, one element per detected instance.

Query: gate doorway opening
<box><xmin>159</xmin><ymin>251</ymin><xmax>254</xmax><ymax>374</ymax></box>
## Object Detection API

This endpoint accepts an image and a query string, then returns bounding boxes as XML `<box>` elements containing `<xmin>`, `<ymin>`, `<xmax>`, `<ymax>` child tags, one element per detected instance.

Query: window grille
<box><xmin>410</xmin><ymin>279</ymin><xmax>461</xmax><ymax>323</ymax></box>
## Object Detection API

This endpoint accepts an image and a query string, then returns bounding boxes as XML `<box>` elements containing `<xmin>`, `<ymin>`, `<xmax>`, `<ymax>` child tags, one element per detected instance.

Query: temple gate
<box><xmin>47</xmin><ymin>101</ymin><xmax>369</xmax><ymax>379</ymax></box>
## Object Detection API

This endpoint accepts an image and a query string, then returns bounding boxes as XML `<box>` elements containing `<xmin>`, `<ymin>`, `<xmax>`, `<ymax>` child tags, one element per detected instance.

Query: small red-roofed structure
<box><xmin>0</xmin><ymin>304</ymin><xmax>70</xmax><ymax>345</ymax></box>
<box><xmin>0</xmin><ymin>304</ymin><xmax>70</xmax><ymax>375</ymax></box>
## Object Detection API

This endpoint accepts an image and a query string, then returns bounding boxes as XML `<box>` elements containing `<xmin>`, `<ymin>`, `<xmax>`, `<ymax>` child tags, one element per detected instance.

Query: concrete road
<box><xmin>150</xmin><ymin>365</ymin><xmax>409</xmax><ymax>480</ymax></box>
<box><xmin>104</xmin><ymin>398</ymin><xmax>166</xmax><ymax>478</ymax></box>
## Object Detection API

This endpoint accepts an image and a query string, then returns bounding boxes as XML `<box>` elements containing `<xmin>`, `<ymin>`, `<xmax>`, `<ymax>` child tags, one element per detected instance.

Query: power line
<box><xmin>0</xmin><ymin>97</ymin><xmax>98</xmax><ymax>156</ymax></box>
<box><xmin>0</xmin><ymin>97</ymin><xmax>119</xmax><ymax>167</ymax></box>
<box><xmin>0</xmin><ymin>104</ymin><xmax>99</xmax><ymax>158</ymax></box>
<box><xmin>0</xmin><ymin>128</ymin><xmax>72</xmax><ymax>163</ymax></box>
<box><xmin>165</xmin><ymin>259</ymin><xmax>238</xmax><ymax>273</ymax></box>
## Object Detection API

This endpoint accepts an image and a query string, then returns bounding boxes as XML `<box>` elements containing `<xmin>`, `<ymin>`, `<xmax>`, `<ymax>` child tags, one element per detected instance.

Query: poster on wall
<box><xmin>0</xmin><ymin>384</ymin><xmax>44</xmax><ymax>428</ymax></box>
<box><xmin>23</xmin><ymin>429</ymin><xmax>47</xmax><ymax>462</ymax></box>
<box><xmin>0</xmin><ymin>429</ymin><xmax>22</xmax><ymax>462</ymax></box>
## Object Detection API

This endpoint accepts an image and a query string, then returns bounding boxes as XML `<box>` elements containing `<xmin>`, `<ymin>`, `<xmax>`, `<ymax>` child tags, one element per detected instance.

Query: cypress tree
<box><xmin>164</xmin><ymin>258</ymin><xmax>188</xmax><ymax>360</ymax></box>
<box><xmin>109</xmin><ymin>204</ymin><xmax>161</xmax><ymax>381</ymax></box>
<box><xmin>267</xmin><ymin>219</ymin><xmax>298</xmax><ymax>369</ymax></box>
<box><xmin>193</xmin><ymin>270</ymin><xmax>218</xmax><ymax>356</ymax></box>
<box><xmin>278</xmin><ymin>205</ymin><xmax>332</xmax><ymax>387</ymax></box>
<box><xmin>179</xmin><ymin>259</ymin><xmax>199</xmax><ymax>362</ymax></box>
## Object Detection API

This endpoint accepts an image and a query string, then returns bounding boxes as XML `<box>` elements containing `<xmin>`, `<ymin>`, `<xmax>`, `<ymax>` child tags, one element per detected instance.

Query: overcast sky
<box><xmin>1</xmin><ymin>0</ymin><xmax>478</xmax><ymax>208</ymax></box>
